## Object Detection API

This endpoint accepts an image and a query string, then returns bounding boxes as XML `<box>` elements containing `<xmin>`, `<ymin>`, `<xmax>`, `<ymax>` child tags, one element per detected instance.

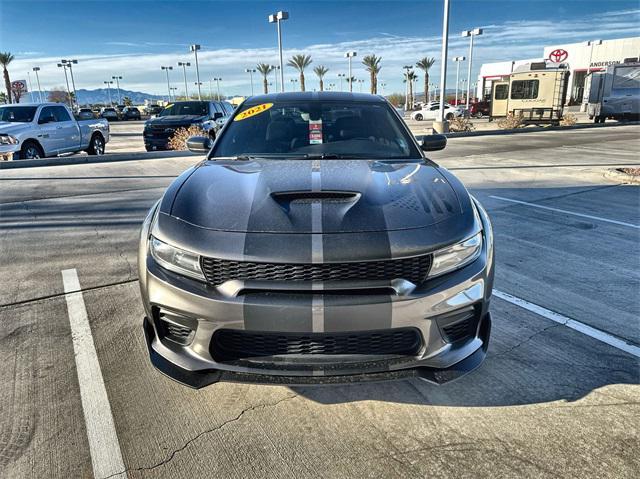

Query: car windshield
<box><xmin>212</xmin><ymin>100</ymin><xmax>421</xmax><ymax>159</ymax></box>
<box><xmin>0</xmin><ymin>106</ymin><xmax>38</xmax><ymax>123</ymax></box>
<box><xmin>160</xmin><ymin>102</ymin><xmax>208</xmax><ymax>117</ymax></box>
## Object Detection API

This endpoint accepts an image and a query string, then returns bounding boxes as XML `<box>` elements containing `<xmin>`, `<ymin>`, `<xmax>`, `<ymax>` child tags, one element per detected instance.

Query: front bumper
<box><xmin>143</xmin><ymin>135</ymin><xmax>170</xmax><ymax>150</ymax></box>
<box><xmin>139</xmin><ymin>200</ymin><xmax>495</xmax><ymax>388</ymax></box>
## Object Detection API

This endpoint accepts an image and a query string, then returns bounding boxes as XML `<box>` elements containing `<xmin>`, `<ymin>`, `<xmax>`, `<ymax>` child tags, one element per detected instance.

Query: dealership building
<box><xmin>477</xmin><ymin>36</ymin><xmax>640</xmax><ymax>103</ymax></box>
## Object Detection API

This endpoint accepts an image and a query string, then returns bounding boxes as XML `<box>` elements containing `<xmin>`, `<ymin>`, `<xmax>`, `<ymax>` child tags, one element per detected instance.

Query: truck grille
<box><xmin>211</xmin><ymin>328</ymin><xmax>422</xmax><ymax>360</ymax></box>
<box><xmin>200</xmin><ymin>254</ymin><xmax>432</xmax><ymax>285</ymax></box>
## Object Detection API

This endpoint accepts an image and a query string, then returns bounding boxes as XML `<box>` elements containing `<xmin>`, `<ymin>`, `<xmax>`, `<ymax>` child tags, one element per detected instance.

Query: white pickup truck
<box><xmin>0</xmin><ymin>102</ymin><xmax>110</xmax><ymax>160</ymax></box>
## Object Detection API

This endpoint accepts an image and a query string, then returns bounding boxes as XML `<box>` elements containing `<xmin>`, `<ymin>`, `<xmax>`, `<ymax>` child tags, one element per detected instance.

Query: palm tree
<box><xmin>403</xmin><ymin>71</ymin><xmax>418</xmax><ymax>109</ymax></box>
<box><xmin>313</xmin><ymin>65</ymin><xmax>329</xmax><ymax>92</ymax></box>
<box><xmin>287</xmin><ymin>54</ymin><xmax>312</xmax><ymax>91</ymax></box>
<box><xmin>362</xmin><ymin>54</ymin><xmax>382</xmax><ymax>94</ymax></box>
<box><xmin>415</xmin><ymin>57</ymin><xmax>436</xmax><ymax>105</ymax></box>
<box><xmin>256</xmin><ymin>63</ymin><xmax>274</xmax><ymax>94</ymax></box>
<box><xmin>0</xmin><ymin>52</ymin><xmax>14</xmax><ymax>104</ymax></box>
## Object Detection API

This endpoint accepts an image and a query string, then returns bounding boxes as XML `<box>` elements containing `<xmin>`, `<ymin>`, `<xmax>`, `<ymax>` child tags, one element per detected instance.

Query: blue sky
<box><xmin>1</xmin><ymin>0</ymin><xmax>639</xmax><ymax>97</ymax></box>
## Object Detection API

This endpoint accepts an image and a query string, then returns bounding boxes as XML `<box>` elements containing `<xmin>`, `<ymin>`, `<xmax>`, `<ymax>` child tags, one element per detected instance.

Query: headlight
<box><xmin>0</xmin><ymin>134</ymin><xmax>18</xmax><ymax>145</ymax></box>
<box><xmin>149</xmin><ymin>237</ymin><xmax>205</xmax><ymax>281</ymax></box>
<box><xmin>429</xmin><ymin>232</ymin><xmax>482</xmax><ymax>277</ymax></box>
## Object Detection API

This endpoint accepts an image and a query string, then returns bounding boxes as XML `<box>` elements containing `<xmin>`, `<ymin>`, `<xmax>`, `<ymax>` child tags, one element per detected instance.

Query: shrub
<box><xmin>497</xmin><ymin>112</ymin><xmax>524</xmax><ymax>130</ymax></box>
<box><xmin>560</xmin><ymin>113</ymin><xmax>577</xmax><ymax>126</ymax></box>
<box><xmin>448</xmin><ymin>116</ymin><xmax>475</xmax><ymax>132</ymax></box>
<box><xmin>168</xmin><ymin>125</ymin><xmax>207</xmax><ymax>150</ymax></box>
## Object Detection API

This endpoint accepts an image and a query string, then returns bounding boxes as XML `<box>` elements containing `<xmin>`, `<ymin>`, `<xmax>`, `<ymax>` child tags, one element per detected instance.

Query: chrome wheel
<box><xmin>94</xmin><ymin>137</ymin><xmax>105</xmax><ymax>155</ymax></box>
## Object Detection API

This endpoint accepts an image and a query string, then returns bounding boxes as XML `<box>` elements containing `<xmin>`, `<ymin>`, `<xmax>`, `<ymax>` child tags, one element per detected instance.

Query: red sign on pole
<box><xmin>548</xmin><ymin>49</ymin><xmax>569</xmax><ymax>63</ymax></box>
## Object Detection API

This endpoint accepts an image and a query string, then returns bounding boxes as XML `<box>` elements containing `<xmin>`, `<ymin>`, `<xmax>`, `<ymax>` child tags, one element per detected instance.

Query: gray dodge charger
<box><xmin>139</xmin><ymin>92</ymin><xmax>494</xmax><ymax>387</ymax></box>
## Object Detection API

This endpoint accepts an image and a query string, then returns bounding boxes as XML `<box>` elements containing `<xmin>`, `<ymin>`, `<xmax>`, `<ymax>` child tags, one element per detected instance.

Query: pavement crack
<box><xmin>492</xmin><ymin>323</ymin><xmax>562</xmax><ymax>358</ymax></box>
<box><xmin>101</xmin><ymin>394</ymin><xmax>298</xmax><ymax>479</ymax></box>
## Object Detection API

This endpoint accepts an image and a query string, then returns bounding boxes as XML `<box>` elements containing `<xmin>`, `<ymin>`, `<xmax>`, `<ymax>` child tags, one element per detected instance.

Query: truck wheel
<box><xmin>414</xmin><ymin>114</ymin><xmax>423</xmax><ymax>121</ymax></box>
<box><xmin>475</xmin><ymin>112</ymin><xmax>483</xmax><ymax>119</ymax></box>
<box><xmin>446</xmin><ymin>113</ymin><xmax>454</xmax><ymax>120</ymax></box>
<box><xmin>87</xmin><ymin>134</ymin><xmax>105</xmax><ymax>155</ymax></box>
<box><xmin>20</xmin><ymin>141</ymin><xmax>44</xmax><ymax>160</ymax></box>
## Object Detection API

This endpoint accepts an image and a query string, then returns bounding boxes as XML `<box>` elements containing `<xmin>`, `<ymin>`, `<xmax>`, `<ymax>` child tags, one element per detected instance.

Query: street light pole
<box><xmin>32</xmin><ymin>67</ymin><xmax>43</xmax><ymax>102</ymax></box>
<box><xmin>177</xmin><ymin>62</ymin><xmax>191</xmax><ymax>99</ymax></box>
<box><xmin>57</xmin><ymin>63</ymin><xmax>73</xmax><ymax>109</ymax></box>
<box><xmin>435</xmin><ymin>0</ymin><xmax>450</xmax><ymax>131</ymax></box>
<box><xmin>103</xmin><ymin>81</ymin><xmax>113</xmax><ymax>106</ymax></box>
<box><xmin>161</xmin><ymin>66</ymin><xmax>173</xmax><ymax>101</ymax></box>
<box><xmin>268</xmin><ymin>11</ymin><xmax>289</xmax><ymax>93</ymax></box>
<box><xmin>190</xmin><ymin>45</ymin><xmax>202</xmax><ymax>100</ymax></box>
<box><xmin>337</xmin><ymin>73</ymin><xmax>345</xmax><ymax>91</ymax></box>
<box><xmin>452</xmin><ymin>56</ymin><xmax>465</xmax><ymax>105</ymax></box>
<box><xmin>213</xmin><ymin>77</ymin><xmax>222</xmax><ymax>100</ymax></box>
<box><xmin>272</xmin><ymin>65</ymin><xmax>280</xmax><ymax>92</ymax></box>
<box><xmin>345</xmin><ymin>51</ymin><xmax>357</xmax><ymax>92</ymax></box>
<box><xmin>403</xmin><ymin>65</ymin><xmax>412</xmax><ymax>111</ymax></box>
<box><xmin>61</xmin><ymin>59</ymin><xmax>78</xmax><ymax>108</ymax></box>
<box><xmin>461</xmin><ymin>27</ymin><xmax>483</xmax><ymax>112</ymax></box>
<box><xmin>27</xmin><ymin>71</ymin><xmax>34</xmax><ymax>102</ymax></box>
<box><xmin>245</xmin><ymin>69</ymin><xmax>256</xmax><ymax>96</ymax></box>
<box><xmin>582</xmin><ymin>39</ymin><xmax>602</xmax><ymax>110</ymax></box>
<box><xmin>112</xmin><ymin>75</ymin><xmax>123</xmax><ymax>104</ymax></box>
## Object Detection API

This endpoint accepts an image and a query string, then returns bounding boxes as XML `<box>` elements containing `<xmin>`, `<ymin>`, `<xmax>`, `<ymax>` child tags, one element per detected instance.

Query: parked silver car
<box><xmin>0</xmin><ymin>103</ymin><xmax>109</xmax><ymax>159</ymax></box>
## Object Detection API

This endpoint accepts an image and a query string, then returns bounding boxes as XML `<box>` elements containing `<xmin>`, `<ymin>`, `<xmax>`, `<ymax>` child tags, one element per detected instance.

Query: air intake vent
<box><xmin>435</xmin><ymin>306</ymin><xmax>480</xmax><ymax>344</ymax></box>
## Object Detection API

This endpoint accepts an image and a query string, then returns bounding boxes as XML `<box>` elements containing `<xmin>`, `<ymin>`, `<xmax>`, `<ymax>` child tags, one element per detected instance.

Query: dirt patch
<box><xmin>618</xmin><ymin>168</ymin><xmax>640</xmax><ymax>176</ymax></box>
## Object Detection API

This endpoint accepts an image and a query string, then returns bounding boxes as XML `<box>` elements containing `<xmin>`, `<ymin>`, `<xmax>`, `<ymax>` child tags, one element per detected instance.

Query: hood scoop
<box><xmin>271</xmin><ymin>190</ymin><xmax>361</xmax><ymax>206</ymax></box>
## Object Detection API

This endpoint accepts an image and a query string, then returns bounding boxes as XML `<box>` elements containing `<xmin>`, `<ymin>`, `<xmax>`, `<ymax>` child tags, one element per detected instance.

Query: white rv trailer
<box><xmin>586</xmin><ymin>62</ymin><xmax>640</xmax><ymax>123</ymax></box>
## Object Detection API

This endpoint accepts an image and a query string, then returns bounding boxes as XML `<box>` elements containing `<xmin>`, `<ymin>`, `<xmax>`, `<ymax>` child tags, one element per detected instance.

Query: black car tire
<box><xmin>87</xmin><ymin>134</ymin><xmax>105</xmax><ymax>155</ymax></box>
<box><xmin>414</xmin><ymin>114</ymin><xmax>423</xmax><ymax>121</ymax></box>
<box><xmin>145</xmin><ymin>145</ymin><xmax>154</xmax><ymax>152</ymax></box>
<box><xmin>475</xmin><ymin>112</ymin><xmax>483</xmax><ymax>119</ymax></box>
<box><xmin>446</xmin><ymin>112</ymin><xmax>454</xmax><ymax>120</ymax></box>
<box><xmin>20</xmin><ymin>140</ymin><xmax>44</xmax><ymax>160</ymax></box>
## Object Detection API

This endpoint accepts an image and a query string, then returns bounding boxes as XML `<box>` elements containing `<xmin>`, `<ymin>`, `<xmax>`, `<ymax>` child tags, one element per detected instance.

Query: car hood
<box><xmin>0</xmin><ymin>122</ymin><xmax>33</xmax><ymax>135</ymax></box>
<box><xmin>146</xmin><ymin>115</ymin><xmax>205</xmax><ymax>126</ymax></box>
<box><xmin>168</xmin><ymin>159</ymin><xmax>463</xmax><ymax>234</ymax></box>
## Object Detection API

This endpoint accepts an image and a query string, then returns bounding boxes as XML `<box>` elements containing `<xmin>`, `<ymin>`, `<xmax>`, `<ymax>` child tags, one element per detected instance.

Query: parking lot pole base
<box><xmin>432</xmin><ymin>120</ymin><xmax>450</xmax><ymax>133</ymax></box>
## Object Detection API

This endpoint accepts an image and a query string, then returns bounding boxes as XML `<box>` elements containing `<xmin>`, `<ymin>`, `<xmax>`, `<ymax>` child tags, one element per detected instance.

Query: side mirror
<box><xmin>416</xmin><ymin>134</ymin><xmax>447</xmax><ymax>152</ymax></box>
<box><xmin>213</xmin><ymin>112</ymin><xmax>223</xmax><ymax>120</ymax></box>
<box><xmin>186</xmin><ymin>135</ymin><xmax>212</xmax><ymax>153</ymax></box>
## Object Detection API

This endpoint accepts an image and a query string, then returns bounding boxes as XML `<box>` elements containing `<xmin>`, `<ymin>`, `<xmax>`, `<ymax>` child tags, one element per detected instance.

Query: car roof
<box><xmin>243</xmin><ymin>91</ymin><xmax>387</xmax><ymax>106</ymax></box>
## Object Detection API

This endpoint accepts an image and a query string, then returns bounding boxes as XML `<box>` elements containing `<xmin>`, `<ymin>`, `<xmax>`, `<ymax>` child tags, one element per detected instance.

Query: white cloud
<box><xmin>8</xmin><ymin>8</ymin><xmax>640</xmax><ymax>97</ymax></box>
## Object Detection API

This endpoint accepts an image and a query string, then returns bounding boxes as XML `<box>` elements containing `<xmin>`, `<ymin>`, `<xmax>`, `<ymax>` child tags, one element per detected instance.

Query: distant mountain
<box><xmin>25</xmin><ymin>88</ymin><xmax>164</xmax><ymax>105</ymax></box>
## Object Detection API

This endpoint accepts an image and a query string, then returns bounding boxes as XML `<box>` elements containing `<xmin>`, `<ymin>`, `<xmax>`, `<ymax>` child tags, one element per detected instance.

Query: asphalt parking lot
<box><xmin>1</xmin><ymin>125</ymin><xmax>638</xmax><ymax>478</ymax></box>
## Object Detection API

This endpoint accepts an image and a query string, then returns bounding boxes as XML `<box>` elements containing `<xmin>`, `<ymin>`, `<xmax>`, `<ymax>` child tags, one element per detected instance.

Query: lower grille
<box><xmin>200</xmin><ymin>254</ymin><xmax>432</xmax><ymax>286</ymax></box>
<box><xmin>211</xmin><ymin>328</ymin><xmax>422</xmax><ymax>360</ymax></box>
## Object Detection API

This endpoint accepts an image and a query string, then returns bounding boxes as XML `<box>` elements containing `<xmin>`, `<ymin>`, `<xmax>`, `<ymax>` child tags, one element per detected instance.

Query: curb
<box><xmin>0</xmin><ymin>150</ymin><xmax>197</xmax><ymax>170</ymax></box>
<box><xmin>442</xmin><ymin>120</ymin><xmax>640</xmax><ymax>138</ymax></box>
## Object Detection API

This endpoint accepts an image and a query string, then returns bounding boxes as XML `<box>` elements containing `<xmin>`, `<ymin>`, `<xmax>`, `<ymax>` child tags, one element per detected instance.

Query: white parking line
<box><xmin>489</xmin><ymin>195</ymin><xmax>640</xmax><ymax>229</ymax></box>
<box><xmin>494</xmin><ymin>289</ymin><xmax>640</xmax><ymax>358</ymax></box>
<box><xmin>62</xmin><ymin>269</ymin><xmax>128</xmax><ymax>479</ymax></box>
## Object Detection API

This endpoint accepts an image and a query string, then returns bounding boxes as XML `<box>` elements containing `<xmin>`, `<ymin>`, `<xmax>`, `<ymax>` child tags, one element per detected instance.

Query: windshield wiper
<box><xmin>287</xmin><ymin>153</ymin><xmax>365</xmax><ymax>160</ymax></box>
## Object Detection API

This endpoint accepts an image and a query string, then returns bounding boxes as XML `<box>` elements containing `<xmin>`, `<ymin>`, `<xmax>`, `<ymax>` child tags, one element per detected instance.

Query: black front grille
<box><xmin>436</xmin><ymin>306</ymin><xmax>480</xmax><ymax>343</ymax></box>
<box><xmin>211</xmin><ymin>328</ymin><xmax>422</xmax><ymax>360</ymax></box>
<box><xmin>200</xmin><ymin>254</ymin><xmax>432</xmax><ymax>286</ymax></box>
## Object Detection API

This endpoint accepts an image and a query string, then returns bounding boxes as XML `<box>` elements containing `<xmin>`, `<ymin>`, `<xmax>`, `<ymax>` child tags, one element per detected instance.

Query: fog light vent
<box><xmin>435</xmin><ymin>306</ymin><xmax>479</xmax><ymax>344</ymax></box>
<box><xmin>155</xmin><ymin>308</ymin><xmax>197</xmax><ymax>345</ymax></box>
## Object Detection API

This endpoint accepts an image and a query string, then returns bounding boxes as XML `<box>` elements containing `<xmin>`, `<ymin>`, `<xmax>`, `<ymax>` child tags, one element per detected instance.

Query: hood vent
<box><xmin>271</xmin><ymin>190</ymin><xmax>360</xmax><ymax>205</ymax></box>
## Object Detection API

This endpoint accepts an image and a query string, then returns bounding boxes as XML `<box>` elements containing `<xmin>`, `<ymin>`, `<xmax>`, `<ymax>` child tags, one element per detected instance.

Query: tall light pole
<box><xmin>170</xmin><ymin>87</ymin><xmax>178</xmax><ymax>101</ymax></box>
<box><xmin>582</xmin><ymin>39</ymin><xmax>602</xmax><ymax>110</ymax></box>
<box><xmin>177</xmin><ymin>61</ymin><xmax>191</xmax><ymax>99</ymax></box>
<box><xmin>403</xmin><ymin>65</ymin><xmax>412</xmax><ymax>111</ymax></box>
<box><xmin>272</xmin><ymin>65</ymin><xmax>280</xmax><ymax>92</ymax></box>
<box><xmin>345</xmin><ymin>51</ymin><xmax>357</xmax><ymax>92</ymax></box>
<box><xmin>194</xmin><ymin>81</ymin><xmax>203</xmax><ymax>98</ymax></box>
<box><xmin>189</xmin><ymin>45</ymin><xmax>202</xmax><ymax>100</ymax></box>
<box><xmin>61</xmin><ymin>59</ymin><xmax>78</xmax><ymax>108</ymax></box>
<box><xmin>161</xmin><ymin>66</ymin><xmax>173</xmax><ymax>101</ymax></box>
<box><xmin>268</xmin><ymin>11</ymin><xmax>289</xmax><ymax>93</ymax></box>
<box><xmin>245</xmin><ymin>68</ymin><xmax>256</xmax><ymax>96</ymax></box>
<box><xmin>57</xmin><ymin>63</ymin><xmax>73</xmax><ymax>109</ymax></box>
<box><xmin>103</xmin><ymin>80</ymin><xmax>113</xmax><ymax>106</ymax></box>
<box><xmin>452</xmin><ymin>56</ymin><xmax>465</xmax><ymax>105</ymax></box>
<box><xmin>380</xmin><ymin>82</ymin><xmax>386</xmax><ymax>95</ymax></box>
<box><xmin>27</xmin><ymin>71</ymin><xmax>34</xmax><ymax>102</ymax></box>
<box><xmin>111</xmin><ymin>75</ymin><xmax>123</xmax><ymax>104</ymax></box>
<box><xmin>461</xmin><ymin>27</ymin><xmax>483</xmax><ymax>112</ymax></box>
<box><xmin>358</xmin><ymin>79</ymin><xmax>364</xmax><ymax>93</ymax></box>
<box><xmin>290</xmin><ymin>78</ymin><xmax>298</xmax><ymax>92</ymax></box>
<box><xmin>213</xmin><ymin>77</ymin><xmax>222</xmax><ymax>100</ymax></box>
<box><xmin>435</xmin><ymin>0</ymin><xmax>451</xmax><ymax>132</ymax></box>
<box><xmin>337</xmin><ymin>73</ymin><xmax>345</xmax><ymax>91</ymax></box>
<box><xmin>32</xmin><ymin>67</ymin><xmax>43</xmax><ymax>102</ymax></box>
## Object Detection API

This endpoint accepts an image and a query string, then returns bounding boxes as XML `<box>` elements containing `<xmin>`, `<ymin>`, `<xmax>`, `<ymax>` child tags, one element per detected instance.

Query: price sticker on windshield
<box><xmin>234</xmin><ymin>103</ymin><xmax>273</xmax><ymax>121</ymax></box>
<box><xmin>309</xmin><ymin>119</ymin><xmax>323</xmax><ymax>144</ymax></box>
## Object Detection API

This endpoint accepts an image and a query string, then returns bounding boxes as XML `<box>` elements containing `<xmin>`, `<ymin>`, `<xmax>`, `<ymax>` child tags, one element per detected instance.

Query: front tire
<box><xmin>20</xmin><ymin>141</ymin><xmax>44</xmax><ymax>160</ymax></box>
<box><xmin>475</xmin><ymin>112</ymin><xmax>483</xmax><ymax>119</ymax></box>
<box><xmin>87</xmin><ymin>134</ymin><xmax>105</xmax><ymax>155</ymax></box>
<box><xmin>414</xmin><ymin>114</ymin><xmax>423</xmax><ymax>121</ymax></box>
<box><xmin>446</xmin><ymin>112</ymin><xmax>454</xmax><ymax>120</ymax></box>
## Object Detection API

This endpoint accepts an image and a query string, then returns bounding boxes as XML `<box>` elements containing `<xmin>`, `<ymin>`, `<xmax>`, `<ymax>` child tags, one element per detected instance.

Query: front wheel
<box><xmin>20</xmin><ymin>141</ymin><xmax>44</xmax><ymax>160</ymax></box>
<box><xmin>475</xmin><ymin>111</ymin><xmax>483</xmax><ymax>119</ymax></box>
<box><xmin>414</xmin><ymin>114</ymin><xmax>423</xmax><ymax>121</ymax></box>
<box><xmin>87</xmin><ymin>134</ymin><xmax>105</xmax><ymax>155</ymax></box>
<box><xmin>446</xmin><ymin>112</ymin><xmax>454</xmax><ymax>120</ymax></box>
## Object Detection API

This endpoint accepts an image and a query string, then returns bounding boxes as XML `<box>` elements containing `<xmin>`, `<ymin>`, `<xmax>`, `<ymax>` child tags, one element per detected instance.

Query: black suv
<box><xmin>143</xmin><ymin>100</ymin><xmax>234</xmax><ymax>151</ymax></box>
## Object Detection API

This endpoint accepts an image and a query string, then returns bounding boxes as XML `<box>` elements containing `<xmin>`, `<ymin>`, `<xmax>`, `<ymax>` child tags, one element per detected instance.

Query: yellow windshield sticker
<box><xmin>165</xmin><ymin>103</ymin><xmax>173</xmax><ymax>109</ymax></box>
<box><xmin>234</xmin><ymin>103</ymin><xmax>273</xmax><ymax>121</ymax></box>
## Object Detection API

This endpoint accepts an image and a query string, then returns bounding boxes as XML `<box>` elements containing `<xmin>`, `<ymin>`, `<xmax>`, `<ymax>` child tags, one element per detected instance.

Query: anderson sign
<box><xmin>590</xmin><ymin>60</ymin><xmax>621</xmax><ymax>68</ymax></box>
